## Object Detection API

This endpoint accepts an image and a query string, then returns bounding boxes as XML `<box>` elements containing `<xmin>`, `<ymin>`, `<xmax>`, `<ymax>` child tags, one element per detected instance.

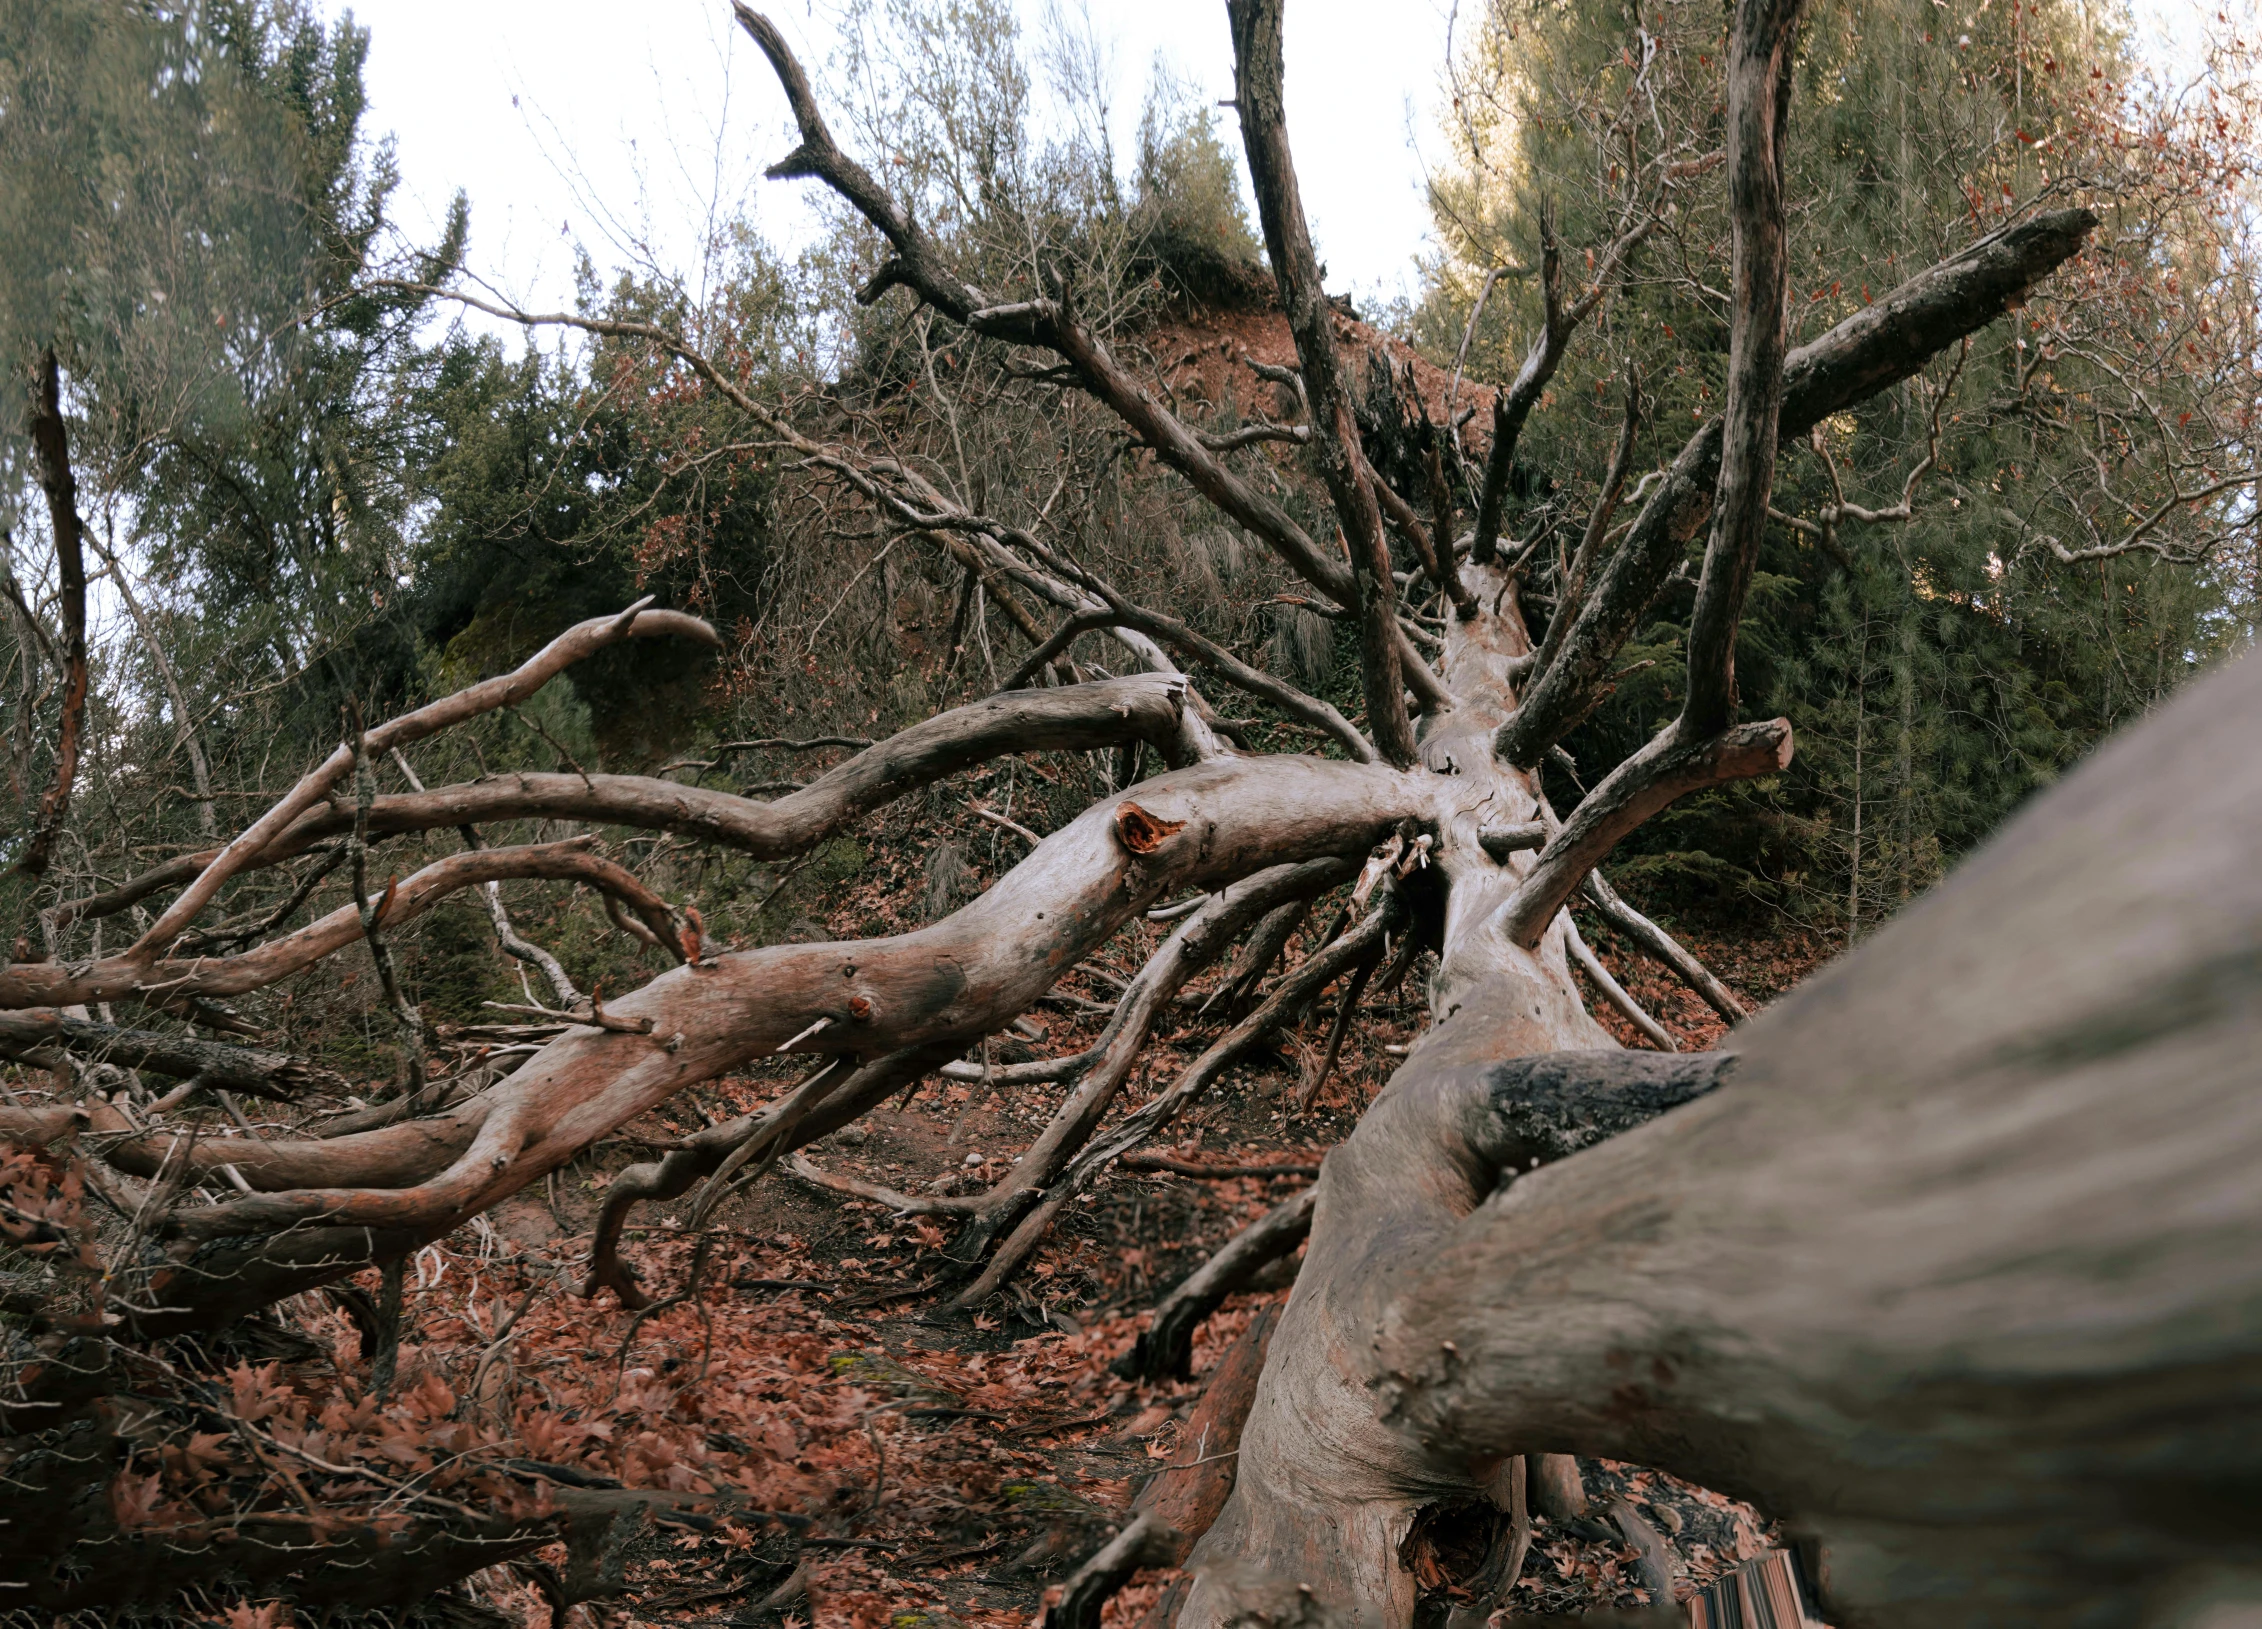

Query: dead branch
<box><xmin>1229</xmin><ymin>0</ymin><xmax>1416</xmax><ymax>764</ymax></box>
<box><xmin>1117</xmin><ymin>1185</ymin><xmax>1315</xmax><ymax>1383</ymax></box>
<box><xmin>1132</xmin><ymin>1303</ymin><xmax>1280</xmax><ymax>1583</ymax></box>
<box><xmin>585</xmin><ymin>1044</ymin><xmax>955</xmax><ymax>1308</ymax></box>
<box><xmin>1496</xmin><ymin>208</ymin><xmax>2097</xmax><ymax>769</ymax></box>
<box><xmin>0</xmin><ymin>1010</ymin><xmax>340</xmax><ymax>1100</ymax></box>
<box><xmin>1581</xmin><ymin>869</ymin><xmax>1746</xmax><ymax>1023</ymax></box>
<box><xmin>1042</xmin><ymin>1513</ymin><xmax>1182</xmax><ymax>1629</ymax></box>
<box><xmin>1563</xmin><ymin>915</ymin><xmax>1677</xmax><ymax>1051</ymax></box>
<box><xmin>1531</xmin><ymin>374</ymin><xmax>1648</xmax><ymax>683</ymax></box>
<box><xmin>953</xmin><ymin>876</ymin><xmax>1406</xmax><ymax>1307</ymax></box>
<box><xmin>950</xmin><ymin>858</ymin><xmax>1353</xmax><ymax>1263</ymax></box>
<box><xmin>1493</xmin><ymin>0</ymin><xmax>1814</xmax><ymax>949</ymax></box>
<box><xmin>348</xmin><ymin>717</ymin><xmax>428</xmax><ymax>1104</ymax></box>
<box><xmin>1502</xmin><ymin>719</ymin><xmax>1792</xmax><ymax>949</ymax></box>
<box><xmin>1117</xmin><ymin>1154</ymin><xmax>1322</xmax><ymax>1179</ymax></box>
<box><xmin>0</xmin><ymin>839</ymin><xmax>680</xmax><ymax>1010</ymax></box>
<box><xmin>123</xmin><ymin>754</ymin><xmax>1425</xmax><ymax>1326</ymax></box>
<box><xmin>14</xmin><ymin>351</ymin><xmax>89</xmax><ymax>882</ymax></box>
<box><xmin>116</xmin><ymin>601</ymin><xmax>714</xmax><ymax>959</ymax></box>
<box><xmin>53</xmin><ymin>674</ymin><xmax>1191</xmax><ymax>928</ymax></box>
<box><xmin>1470</xmin><ymin>204</ymin><xmax>1657</xmax><ymax>567</ymax></box>
<box><xmin>1681</xmin><ymin>0</ymin><xmax>1804</xmax><ymax>739</ymax></box>
<box><xmin>729</xmin><ymin>6</ymin><xmax>1361</xmax><ymax>609</ymax></box>
<box><xmin>391</xmin><ymin>747</ymin><xmax>582</xmax><ymax>1008</ymax></box>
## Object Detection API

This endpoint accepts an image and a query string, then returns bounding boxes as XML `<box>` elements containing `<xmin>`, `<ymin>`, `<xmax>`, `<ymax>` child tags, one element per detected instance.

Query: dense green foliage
<box><xmin>1416</xmin><ymin>0</ymin><xmax>2260</xmax><ymax>933</ymax></box>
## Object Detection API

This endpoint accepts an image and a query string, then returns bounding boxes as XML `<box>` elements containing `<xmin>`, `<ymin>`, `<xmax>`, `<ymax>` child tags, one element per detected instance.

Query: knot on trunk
<box><xmin>1114</xmin><ymin>801</ymin><xmax>1186</xmax><ymax>855</ymax></box>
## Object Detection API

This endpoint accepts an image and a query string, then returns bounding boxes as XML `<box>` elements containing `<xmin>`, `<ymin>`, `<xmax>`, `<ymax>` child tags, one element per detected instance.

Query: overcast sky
<box><xmin>342</xmin><ymin>0</ymin><xmax>1461</xmax><ymax>329</ymax></box>
<box><xmin>339</xmin><ymin>0</ymin><xmax>2231</xmax><ymax>345</ymax></box>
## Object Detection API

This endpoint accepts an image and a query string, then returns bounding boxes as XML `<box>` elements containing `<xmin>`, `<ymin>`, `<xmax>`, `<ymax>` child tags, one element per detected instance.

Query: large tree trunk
<box><xmin>1186</xmin><ymin>648</ymin><xmax>2262</xmax><ymax>1627</ymax></box>
<box><xmin>1174</xmin><ymin>553</ymin><xmax>1632</xmax><ymax>1623</ymax></box>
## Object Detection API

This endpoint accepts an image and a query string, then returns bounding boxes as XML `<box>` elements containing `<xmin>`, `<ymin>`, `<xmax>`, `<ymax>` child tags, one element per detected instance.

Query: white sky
<box><xmin>344</xmin><ymin>0</ymin><xmax>1462</xmax><ymax>327</ymax></box>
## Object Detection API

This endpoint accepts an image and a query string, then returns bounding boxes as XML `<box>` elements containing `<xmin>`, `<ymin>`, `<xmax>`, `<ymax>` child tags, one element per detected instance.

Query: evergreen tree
<box><xmin>1419</xmin><ymin>0</ymin><xmax>2260</xmax><ymax>931</ymax></box>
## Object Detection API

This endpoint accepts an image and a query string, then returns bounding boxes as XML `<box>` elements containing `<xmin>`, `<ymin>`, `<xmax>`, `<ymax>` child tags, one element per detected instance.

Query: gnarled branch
<box><xmin>1495</xmin><ymin>207</ymin><xmax>2097</xmax><ymax>769</ymax></box>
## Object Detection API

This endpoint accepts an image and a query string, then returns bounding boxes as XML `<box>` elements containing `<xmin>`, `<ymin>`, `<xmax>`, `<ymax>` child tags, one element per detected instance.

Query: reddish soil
<box><xmin>1136</xmin><ymin>301</ymin><xmax>1504</xmax><ymax>453</ymax></box>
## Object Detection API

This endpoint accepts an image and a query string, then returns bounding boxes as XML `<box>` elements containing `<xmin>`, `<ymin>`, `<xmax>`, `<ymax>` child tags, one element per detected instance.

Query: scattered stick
<box><xmin>1116</xmin><ymin>1188</ymin><xmax>1314</xmax><ymax>1382</ymax></box>
<box><xmin>1564</xmin><ymin>916</ymin><xmax>1678</xmax><ymax>1052</ymax></box>
<box><xmin>1041</xmin><ymin>1512</ymin><xmax>1182</xmax><ymax>1629</ymax></box>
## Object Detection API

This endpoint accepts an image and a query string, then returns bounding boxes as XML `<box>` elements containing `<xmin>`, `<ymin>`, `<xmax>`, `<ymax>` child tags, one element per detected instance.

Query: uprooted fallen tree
<box><xmin>7</xmin><ymin>0</ymin><xmax>2254</xmax><ymax>1619</ymax></box>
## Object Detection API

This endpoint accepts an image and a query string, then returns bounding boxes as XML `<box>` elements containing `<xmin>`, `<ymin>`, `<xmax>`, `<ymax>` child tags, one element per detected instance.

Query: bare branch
<box><xmin>1228</xmin><ymin>0</ymin><xmax>1416</xmax><ymax>764</ymax></box>
<box><xmin>1129</xmin><ymin>1183</ymin><xmax>1315</xmax><ymax>1390</ymax></box>
<box><xmin>1502</xmin><ymin>719</ymin><xmax>1792</xmax><ymax>948</ymax></box>
<box><xmin>0</xmin><ymin>839</ymin><xmax>680</xmax><ymax>1010</ymax></box>
<box><xmin>1582</xmin><ymin>868</ymin><xmax>1747</xmax><ymax>1023</ymax></box>
<box><xmin>1495</xmin><ymin>207</ymin><xmax>2098</xmax><ymax>769</ymax></box>
<box><xmin>1529</xmin><ymin>372</ymin><xmax>1648</xmax><ymax>685</ymax></box>
<box><xmin>13</xmin><ymin>351</ymin><xmax>89</xmax><ymax>882</ymax></box>
<box><xmin>1680</xmin><ymin>0</ymin><xmax>1806</xmax><ymax>737</ymax></box>
<box><xmin>1563</xmin><ymin>914</ymin><xmax>1676</xmax><ymax>1051</ymax></box>
<box><xmin>139</xmin><ymin>753</ymin><xmax>1423</xmax><ymax>1276</ymax></box>
<box><xmin>727</xmin><ymin>7</ymin><xmax>1362</xmax><ymax>611</ymax></box>
<box><xmin>954</xmin><ymin>868</ymin><xmax>1408</xmax><ymax>1306</ymax></box>
<box><xmin>0</xmin><ymin>1009</ymin><xmax>341</xmax><ymax>1101</ymax></box>
<box><xmin>996</xmin><ymin>535</ymin><xmax>1375</xmax><ymax>761</ymax></box>
<box><xmin>955</xmin><ymin>857</ymin><xmax>1353</xmax><ymax>1254</ymax></box>
<box><xmin>120</xmin><ymin>602</ymin><xmax>715</xmax><ymax>961</ymax></box>
<box><xmin>54</xmin><ymin>676</ymin><xmax>1193</xmax><ymax>928</ymax></box>
<box><xmin>1469</xmin><ymin>202</ymin><xmax>1656</xmax><ymax>566</ymax></box>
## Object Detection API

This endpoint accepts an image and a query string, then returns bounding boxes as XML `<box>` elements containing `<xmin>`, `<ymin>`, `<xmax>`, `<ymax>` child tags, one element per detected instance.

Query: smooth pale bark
<box><xmin>1176</xmin><ymin>648</ymin><xmax>2262</xmax><ymax>1627</ymax></box>
<box><xmin>1176</xmin><ymin>562</ymin><xmax>1640</xmax><ymax>1624</ymax></box>
<box><xmin>1181</xmin><ymin>1048</ymin><xmax>1728</xmax><ymax>1623</ymax></box>
<box><xmin>113</xmin><ymin>752</ymin><xmax>1434</xmax><ymax>1326</ymax></box>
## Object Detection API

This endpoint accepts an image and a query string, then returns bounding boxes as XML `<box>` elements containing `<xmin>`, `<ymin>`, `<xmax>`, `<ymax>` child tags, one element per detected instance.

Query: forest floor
<box><xmin>117</xmin><ymin>774</ymin><xmax>1833</xmax><ymax>1629</ymax></box>
<box><xmin>232</xmin><ymin>845</ymin><xmax>1831</xmax><ymax>1629</ymax></box>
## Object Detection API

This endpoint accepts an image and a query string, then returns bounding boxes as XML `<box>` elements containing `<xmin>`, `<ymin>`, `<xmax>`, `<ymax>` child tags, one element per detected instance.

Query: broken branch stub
<box><xmin>1114</xmin><ymin>802</ymin><xmax>1188</xmax><ymax>856</ymax></box>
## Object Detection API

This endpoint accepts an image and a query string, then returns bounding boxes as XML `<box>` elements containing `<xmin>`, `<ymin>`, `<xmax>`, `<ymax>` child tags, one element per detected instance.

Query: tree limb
<box><xmin>1228</xmin><ymin>0</ymin><xmax>1416</xmax><ymax>765</ymax></box>
<box><xmin>118</xmin><ymin>602</ymin><xmax>714</xmax><ymax>960</ymax></box>
<box><xmin>0</xmin><ymin>839</ymin><xmax>681</xmax><ymax>1009</ymax></box>
<box><xmin>0</xmin><ymin>1010</ymin><xmax>342</xmax><ymax>1101</ymax></box>
<box><xmin>728</xmin><ymin>6</ymin><xmax>1362</xmax><ymax>612</ymax></box>
<box><xmin>1116</xmin><ymin>1185</ymin><xmax>1315</xmax><ymax>1383</ymax></box>
<box><xmin>13</xmin><ymin>351</ymin><xmax>89</xmax><ymax>882</ymax></box>
<box><xmin>1681</xmin><ymin>0</ymin><xmax>1805</xmax><ymax>738</ymax></box>
<box><xmin>1495</xmin><ymin>207</ymin><xmax>2097</xmax><ymax>769</ymax></box>
<box><xmin>1501</xmin><ymin>719</ymin><xmax>1792</xmax><ymax>949</ymax></box>
<box><xmin>1582</xmin><ymin>870</ymin><xmax>1746</xmax><ymax>1024</ymax></box>
<box><xmin>52</xmin><ymin>675</ymin><xmax>1192</xmax><ymax>928</ymax></box>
